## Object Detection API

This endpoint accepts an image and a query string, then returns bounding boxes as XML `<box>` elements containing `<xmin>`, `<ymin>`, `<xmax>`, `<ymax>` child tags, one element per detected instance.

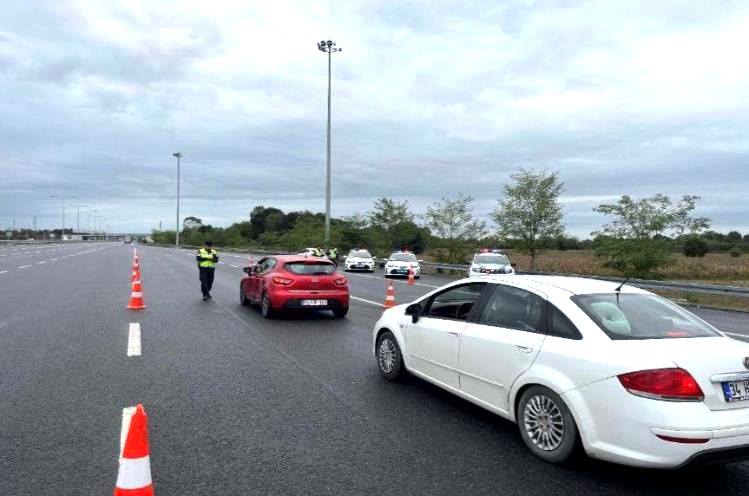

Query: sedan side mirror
<box><xmin>405</xmin><ymin>303</ymin><xmax>422</xmax><ymax>323</ymax></box>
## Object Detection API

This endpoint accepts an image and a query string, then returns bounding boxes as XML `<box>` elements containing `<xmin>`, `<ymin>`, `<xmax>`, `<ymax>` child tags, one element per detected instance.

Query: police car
<box><xmin>384</xmin><ymin>251</ymin><xmax>421</xmax><ymax>278</ymax></box>
<box><xmin>344</xmin><ymin>248</ymin><xmax>375</xmax><ymax>272</ymax></box>
<box><xmin>467</xmin><ymin>249</ymin><xmax>514</xmax><ymax>277</ymax></box>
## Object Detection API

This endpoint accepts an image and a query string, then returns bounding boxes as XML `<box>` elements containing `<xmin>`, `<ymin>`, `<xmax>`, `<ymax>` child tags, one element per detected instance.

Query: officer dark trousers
<box><xmin>199</xmin><ymin>267</ymin><xmax>215</xmax><ymax>297</ymax></box>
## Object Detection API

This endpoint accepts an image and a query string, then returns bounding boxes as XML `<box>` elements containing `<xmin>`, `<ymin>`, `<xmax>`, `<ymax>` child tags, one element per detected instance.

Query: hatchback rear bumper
<box><xmin>271</xmin><ymin>289</ymin><xmax>350</xmax><ymax>310</ymax></box>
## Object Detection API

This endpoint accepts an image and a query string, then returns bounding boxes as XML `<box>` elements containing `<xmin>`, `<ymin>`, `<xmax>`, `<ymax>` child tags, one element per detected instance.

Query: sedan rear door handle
<box><xmin>448</xmin><ymin>331</ymin><xmax>461</xmax><ymax>336</ymax></box>
<box><xmin>516</xmin><ymin>345</ymin><xmax>533</xmax><ymax>353</ymax></box>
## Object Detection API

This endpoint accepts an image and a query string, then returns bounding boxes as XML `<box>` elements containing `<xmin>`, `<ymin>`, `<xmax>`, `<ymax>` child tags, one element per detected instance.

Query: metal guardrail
<box><xmin>146</xmin><ymin>244</ymin><xmax>749</xmax><ymax>298</ymax></box>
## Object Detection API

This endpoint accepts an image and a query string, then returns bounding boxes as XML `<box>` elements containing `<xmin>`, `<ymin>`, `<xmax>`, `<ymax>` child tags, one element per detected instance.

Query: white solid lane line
<box><xmin>350</xmin><ymin>295</ymin><xmax>385</xmax><ymax>307</ymax></box>
<box><xmin>119</xmin><ymin>406</ymin><xmax>137</xmax><ymax>462</ymax></box>
<box><xmin>725</xmin><ymin>331</ymin><xmax>749</xmax><ymax>340</ymax></box>
<box><xmin>127</xmin><ymin>323</ymin><xmax>142</xmax><ymax>356</ymax></box>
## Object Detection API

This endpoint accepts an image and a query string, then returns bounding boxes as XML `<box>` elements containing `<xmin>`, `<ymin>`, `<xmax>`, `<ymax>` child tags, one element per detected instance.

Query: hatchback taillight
<box><xmin>618</xmin><ymin>368</ymin><xmax>704</xmax><ymax>402</ymax></box>
<box><xmin>272</xmin><ymin>276</ymin><xmax>293</xmax><ymax>285</ymax></box>
<box><xmin>334</xmin><ymin>278</ymin><xmax>347</xmax><ymax>287</ymax></box>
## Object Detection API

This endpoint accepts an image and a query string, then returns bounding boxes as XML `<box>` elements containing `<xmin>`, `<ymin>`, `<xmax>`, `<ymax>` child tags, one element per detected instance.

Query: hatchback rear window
<box><xmin>285</xmin><ymin>262</ymin><xmax>336</xmax><ymax>275</ymax></box>
<box><xmin>572</xmin><ymin>293</ymin><xmax>720</xmax><ymax>340</ymax></box>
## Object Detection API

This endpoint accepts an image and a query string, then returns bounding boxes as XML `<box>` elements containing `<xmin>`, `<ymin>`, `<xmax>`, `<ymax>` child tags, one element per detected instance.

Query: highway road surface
<box><xmin>2</xmin><ymin>242</ymin><xmax>749</xmax><ymax>495</ymax></box>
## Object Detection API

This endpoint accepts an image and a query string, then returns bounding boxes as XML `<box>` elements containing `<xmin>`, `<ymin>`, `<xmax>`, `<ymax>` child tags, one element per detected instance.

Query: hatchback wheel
<box><xmin>517</xmin><ymin>386</ymin><xmax>579</xmax><ymax>464</ymax></box>
<box><xmin>261</xmin><ymin>291</ymin><xmax>274</xmax><ymax>318</ymax></box>
<box><xmin>240</xmin><ymin>284</ymin><xmax>250</xmax><ymax>306</ymax></box>
<box><xmin>333</xmin><ymin>306</ymin><xmax>348</xmax><ymax>318</ymax></box>
<box><xmin>376</xmin><ymin>331</ymin><xmax>404</xmax><ymax>381</ymax></box>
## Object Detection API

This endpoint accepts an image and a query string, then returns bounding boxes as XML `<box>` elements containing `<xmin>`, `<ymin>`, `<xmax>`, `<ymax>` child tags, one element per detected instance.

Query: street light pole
<box><xmin>74</xmin><ymin>204</ymin><xmax>88</xmax><ymax>233</ymax></box>
<box><xmin>173</xmin><ymin>152</ymin><xmax>182</xmax><ymax>247</ymax></box>
<box><xmin>317</xmin><ymin>39</ymin><xmax>342</xmax><ymax>247</ymax></box>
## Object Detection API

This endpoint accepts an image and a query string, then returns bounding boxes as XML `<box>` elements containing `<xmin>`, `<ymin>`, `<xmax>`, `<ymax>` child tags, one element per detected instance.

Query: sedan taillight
<box><xmin>272</xmin><ymin>276</ymin><xmax>293</xmax><ymax>285</ymax></box>
<box><xmin>618</xmin><ymin>368</ymin><xmax>704</xmax><ymax>402</ymax></box>
<box><xmin>334</xmin><ymin>278</ymin><xmax>347</xmax><ymax>287</ymax></box>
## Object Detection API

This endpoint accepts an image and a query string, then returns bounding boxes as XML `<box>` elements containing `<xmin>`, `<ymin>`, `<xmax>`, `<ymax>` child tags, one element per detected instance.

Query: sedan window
<box><xmin>424</xmin><ymin>283</ymin><xmax>487</xmax><ymax>321</ymax></box>
<box><xmin>572</xmin><ymin>293</ymin><xmax>720</xmax><ymax>340</ymax></box>
<box><xmin>547</xmin><ymin>305</ymin><xmax>582</xmax><ymax>340</ymax></box>
<box><xmin>479</xmin><ymin>285</ymin><xmax>546</xmax><ymax>333</ymax></box>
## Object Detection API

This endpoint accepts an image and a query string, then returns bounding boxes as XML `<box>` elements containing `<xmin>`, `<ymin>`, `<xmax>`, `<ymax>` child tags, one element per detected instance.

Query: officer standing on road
<box><xmin>327</xmin><ymin>247</ymin><xmax>339</xmax><ymax>267</ymax></box>
<box><xmin>196</xmin><ymin>240</ymin><xmax>219</xmax><ymax>301</ymax></box>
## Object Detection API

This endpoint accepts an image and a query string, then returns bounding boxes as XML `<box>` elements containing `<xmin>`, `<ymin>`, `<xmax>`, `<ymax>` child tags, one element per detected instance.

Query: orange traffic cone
<box><xmin>114</xmin><ymin>404</ymin><xmax>154</xmax><ymax>496</ymax></box>
<box><xmin>133</xmin><ymin>256</ymin><xmax>140</xmax><ymax>271</ymax></box>
<box><xmin>383</xmin><ymin>281</ymin><xmax>396</xmax><ymax>309</ymax></box>
<box><xmin>132</xmin><ymin>278</ymin><xmax>142</xmax><ymax>293</ymax></box>
<box><xmin>407</xmin><ymin>268</ymin><xmax>415</xmax><ymax>286</ymax></box>
<box><xmin>131</xmin><ymin>269</ymin><xmax>141</xmax><ymax>283</ymax></box>
<box><xmin>127</xmin><ymin>280</ymin><xmax>146</xmax><ymax>310</ymax></box>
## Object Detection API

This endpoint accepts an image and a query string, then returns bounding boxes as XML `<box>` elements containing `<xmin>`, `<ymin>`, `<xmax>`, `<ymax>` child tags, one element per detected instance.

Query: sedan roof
<box><xmin>479</xmin><ymin>274</ymin><xmax>650</xmax><ymax>297</ymax></box>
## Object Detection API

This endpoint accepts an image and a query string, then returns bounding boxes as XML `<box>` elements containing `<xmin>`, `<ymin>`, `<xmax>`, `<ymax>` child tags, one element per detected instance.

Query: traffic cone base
<box><xmin>127</xmin><ymin>291</ymin><xmax>146</xmax><ymax>310</ymax></box>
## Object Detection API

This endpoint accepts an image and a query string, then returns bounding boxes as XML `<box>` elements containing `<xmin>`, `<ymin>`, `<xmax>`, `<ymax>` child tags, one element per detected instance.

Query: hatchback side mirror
<box><xmin>405</xmin><ymin>303</ymin><xmax>422</xmax><ymax>323</ymax></box>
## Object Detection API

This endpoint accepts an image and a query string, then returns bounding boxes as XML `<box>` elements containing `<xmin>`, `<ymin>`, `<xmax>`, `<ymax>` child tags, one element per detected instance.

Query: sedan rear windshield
<box><xmin>390</xmin><ymin>253</ymin><xmax>417</xmax><ymax>262</ymax></box>
<box><xmin>285</xmin><ymin>262</ymin><xmax>336</xmax><ymax>275</ymax></box>
<box><xmin>348</xmin><ymin>250</ymin><xmax>372</xmax><ymax>258</ymax></box>
<box><xmin>572</xmin><ymin>293</ymin><xmax>720</xmax><ymax>340</ymax></box>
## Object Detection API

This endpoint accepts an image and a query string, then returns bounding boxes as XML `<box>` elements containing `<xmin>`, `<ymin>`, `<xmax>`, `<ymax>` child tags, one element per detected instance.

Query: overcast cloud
<box><xmin>1</xmin><ymin>0</ymin><xmax>748</xmax><ymax>237</ymax></box>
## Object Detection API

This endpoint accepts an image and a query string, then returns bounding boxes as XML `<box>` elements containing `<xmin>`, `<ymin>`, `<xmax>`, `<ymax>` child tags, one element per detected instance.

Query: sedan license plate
<box><xmin>722</xmin><ymin>380</ymin><xmax>749</xmax><ymax>402</ymax></box>
<box><xmin>301</xmin><ymin>299</ymin><xmax>327</xmax><ymax>306</ymax></box>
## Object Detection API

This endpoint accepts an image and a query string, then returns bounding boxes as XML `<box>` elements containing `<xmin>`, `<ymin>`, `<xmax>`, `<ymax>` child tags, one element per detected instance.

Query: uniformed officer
<box><xmin>196</xmin><ymin>240</ymin><xmax>219</xmax><ymax>300</ymax></box>
<box><xmin>327</xmin><ymin>247</ymin><xmax>339</xmax><ymax>266</ymax></box>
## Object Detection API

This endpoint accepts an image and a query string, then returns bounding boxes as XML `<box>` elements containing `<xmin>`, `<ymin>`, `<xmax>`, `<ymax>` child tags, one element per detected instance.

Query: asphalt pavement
<box><xmin>2</xmin><ymin>242</ymin><xmax>749</xmax><ymax>495</ymax></box>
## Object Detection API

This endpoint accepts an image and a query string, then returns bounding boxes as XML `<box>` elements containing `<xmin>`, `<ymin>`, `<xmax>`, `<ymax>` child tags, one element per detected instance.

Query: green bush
<box><xmin>593</xmin><ymin>237</ymin><xmax>672</xmax><ymax>278</ymax></box>
<box><xmin>730</xmin><ymin>246</ymin><xmax>742</xmax><ymax>258</ymax></box>
<box><xmin>683</xmin><ymin>237</ymin><xmax>708</xmax><ymax>257</ymax></box>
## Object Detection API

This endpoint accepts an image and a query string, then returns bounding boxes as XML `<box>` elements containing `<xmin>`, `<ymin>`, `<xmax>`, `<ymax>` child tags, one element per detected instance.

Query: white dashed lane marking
<box><xmin>37</xmin><ymin>261</ymin><xmax>46</xmax><ymax>264</ymax></box>
<box><xmin>127</xmin><ymin>323</ymin><xmax>142</xmax><ymax>357</ymax></box>
<box><xmin>0</xmin><ymin>270</ymin><xmax>7</xmax><ymax>274</ymax></box>
<box><xmin>17</xmin><ymin>265</ymin><xmax>31</xmax><ymax>269</ymax></box>
<box><xmin>350</xmin><ymin>295</ymin><xmax>385</xmax><ymax>307</ymax></box>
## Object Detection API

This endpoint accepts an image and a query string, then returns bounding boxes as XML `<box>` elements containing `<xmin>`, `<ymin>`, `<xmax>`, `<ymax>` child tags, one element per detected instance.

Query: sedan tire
<box><xmin>517</xmin><ymin>386</ymin><xmax>580</xmax><ymax>465</ymax></box>
<box><xmin>376</xmin><ymin>330</ymin><xmax>404</xmax><ymax>381</ymax></box>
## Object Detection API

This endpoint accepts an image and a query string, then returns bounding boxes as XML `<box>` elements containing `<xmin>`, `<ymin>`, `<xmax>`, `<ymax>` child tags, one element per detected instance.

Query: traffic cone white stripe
<box><xmin>116</xmin><ymin>456</ymin><xmax>153</xmax><ymax>489</ymax></box>
<box><xmin>131</xmin><ymin>292</ymin><xmax>143</xmax><ymax>298</ymax></box>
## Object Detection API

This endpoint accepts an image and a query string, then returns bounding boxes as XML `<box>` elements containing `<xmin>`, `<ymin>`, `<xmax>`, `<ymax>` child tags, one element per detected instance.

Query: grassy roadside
<box><xmin>650</xmin><ymin>289</ymin><xmax>749</xmax><ymax>313</ymax></box>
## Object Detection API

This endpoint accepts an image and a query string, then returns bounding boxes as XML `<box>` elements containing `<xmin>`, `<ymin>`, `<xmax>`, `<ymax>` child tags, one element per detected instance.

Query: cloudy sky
<box><xmin>2</xmin><ymin>0</ymin><xmax>748</xmax><ymax>237</ymax></box>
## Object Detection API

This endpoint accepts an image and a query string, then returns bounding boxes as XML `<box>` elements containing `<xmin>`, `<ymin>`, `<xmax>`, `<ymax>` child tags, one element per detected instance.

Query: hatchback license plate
<box><xmin>301</xmin><ymin>299</ymin><xmax>327</xmax><ymax>306</ymax></box>
<box><xmin>722</xmin><ymin>380</ymin><xmax>749</xmax><ymax>402</ymax></box>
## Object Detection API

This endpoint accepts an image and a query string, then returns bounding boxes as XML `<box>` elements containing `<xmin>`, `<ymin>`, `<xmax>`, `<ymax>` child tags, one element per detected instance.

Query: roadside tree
<box><xmin>426</xmin><ymin>194</ymin><xmax>486</xmax><ymax>264</ymax></box>
<box><xmin>593</xmin><ymin>194</ymin><xmax>710</xmax><ymax>277</ymax></box>
<box><xmin>493</xmin><ymin>168</ymin><xmax>564</xmax><ymax>271</ymax></box>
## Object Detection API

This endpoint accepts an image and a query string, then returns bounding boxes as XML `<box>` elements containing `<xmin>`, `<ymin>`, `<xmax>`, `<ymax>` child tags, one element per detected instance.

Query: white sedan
<box><xmin>372</xmin><ymin>275</ymin><xmax>749</xmax><ymax>468</ymax></box>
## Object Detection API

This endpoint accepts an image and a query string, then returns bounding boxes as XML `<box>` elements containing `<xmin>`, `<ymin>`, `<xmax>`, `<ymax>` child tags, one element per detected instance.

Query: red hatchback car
<box><xmin>240</xmin><ymin>255</ymin><xmax>350</xmax><ymax>318</ymax></box>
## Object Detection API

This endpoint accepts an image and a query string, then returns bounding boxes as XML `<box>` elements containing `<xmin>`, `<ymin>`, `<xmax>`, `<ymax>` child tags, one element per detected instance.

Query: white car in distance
<box><xmin>372</xmin><ymin>275</ymin><xmax>749</xmax><ymax>468</ymax></box>
<box><xmin>468</xmin><ymin>251</ymin><xmax>515</xmax><ymax>277</ymax></box>
<box><xmin>344</xmin><ymin>249</ymin><xmax>375</xmax><ymax>272</ymax></box>
<box><xmin>384</xmin><ymin>251</ymin><xmax>421</xmax><ymax>278</ymax></box>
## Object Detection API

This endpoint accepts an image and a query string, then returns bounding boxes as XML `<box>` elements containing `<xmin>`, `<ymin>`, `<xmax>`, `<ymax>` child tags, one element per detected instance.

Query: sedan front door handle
<box><xmin>516</xmin><ymin>345</ymin><xmax>533</xmax><ymax>353</ymax></box>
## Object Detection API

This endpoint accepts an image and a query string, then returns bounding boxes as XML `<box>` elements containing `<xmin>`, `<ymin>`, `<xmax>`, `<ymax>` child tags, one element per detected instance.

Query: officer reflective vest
<box><xmin>197</xmin><ymin>248</ymin><xmax>217</xmax><ymax>268</ymax></box>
